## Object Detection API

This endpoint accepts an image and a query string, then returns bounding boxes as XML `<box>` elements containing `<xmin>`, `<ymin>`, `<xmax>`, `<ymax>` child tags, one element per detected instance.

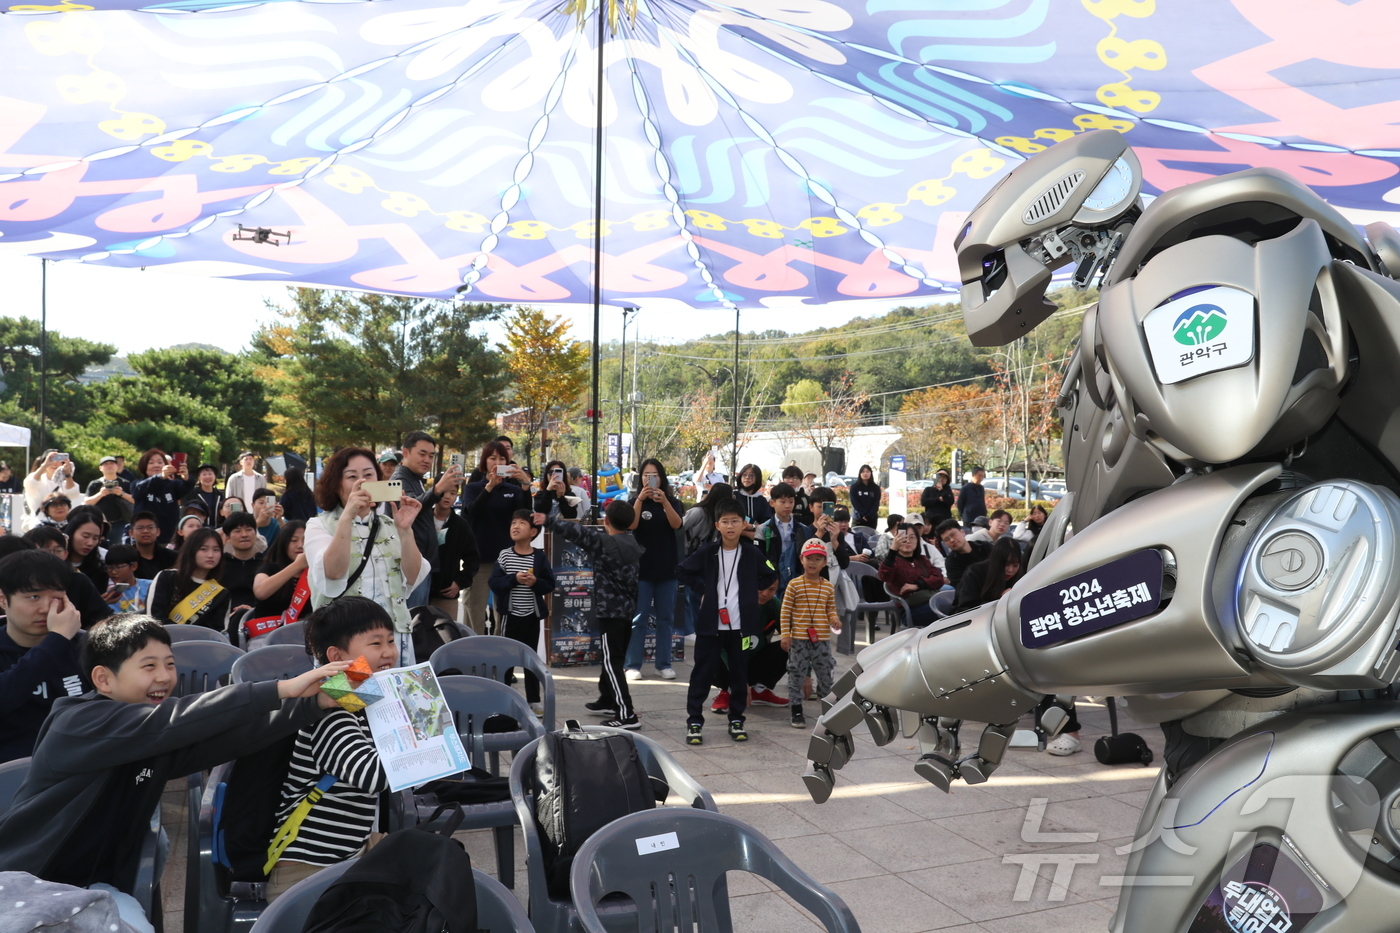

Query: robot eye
<box><xmin>980</xmin><ymin>250</ymin><xmax>1008</xmax><ymax>298</ymax></box>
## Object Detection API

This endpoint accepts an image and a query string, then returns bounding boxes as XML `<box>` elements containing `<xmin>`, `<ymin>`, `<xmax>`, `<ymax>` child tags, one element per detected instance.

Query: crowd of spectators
<box><xmin>0</xmin><ymin>436</ymin><xmax>1063</xmax><ymax>929</ymax></box>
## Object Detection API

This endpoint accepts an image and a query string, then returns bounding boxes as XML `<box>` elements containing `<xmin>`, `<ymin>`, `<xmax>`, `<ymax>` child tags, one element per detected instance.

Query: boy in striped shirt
<box><xmin>780</xmin><ymin>539</ymin><xmax>842</xmax><ymax>728</ymax></box>
<box><xmin>267</xmin><ymin>596</ymin><xmax>397</xmax><ymax>901</ymax></box>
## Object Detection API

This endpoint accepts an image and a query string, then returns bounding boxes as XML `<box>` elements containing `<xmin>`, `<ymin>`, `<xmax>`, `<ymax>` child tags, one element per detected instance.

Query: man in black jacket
<box><xmin>0</xmin><ymin>615</ymin><xmax>345</xmax><ymax>903</ymax></box>
<box><xmin>955</xmin><ymin>468</ymin><xmax>988</xmax><ymax>528</ymax></box>
<box><xmin>393</xmin><ymin>431</ymin><xmax>463</xmax><ymax>609</ymax></box>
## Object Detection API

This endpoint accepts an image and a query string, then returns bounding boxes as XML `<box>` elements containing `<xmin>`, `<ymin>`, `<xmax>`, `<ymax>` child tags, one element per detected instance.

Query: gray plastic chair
<box><xmin>571</xmin><ymin>809</ymin><xmax>860</xmax><ymax>933</ymax></box>
<box><xmin>165</xmin><ymin>623</ymin><xmax>231</xmax><ymax>644</ymax></box>
<box><xmin>412</xmin><ymin>675</ymin><xmax>546</xmax><ymax>888</ymax></box>
<box><xmin>843</xmin><ymin>561</ymin><xmax>900</xmax><ymax>645</ymax></box>
<box><xmin>881</xmin><ymin>582</ymin><xmax>916</xmax><ymax>631</ymax></box>
<box><xmin>232</xmin><ymin>645</ymin><xmax>314</xmax><ymax>684</ymax></box>
<box><xmin>265</xmin><ymin>620</ymin><xmax>306</xmax><ymax>647</ymax></box>
<box><xmin>172</xmin><ymin>640</ymin><xmax>245</xmax><ymax>696</ymax></box>
<box><xmin>249</xmin><ymin>858</ymin><xmax>534</xmax><ymax>933</ymax></box>
<box><xmin>0</xmin><ymin>756</ymin><xmax>29</xmax><ymax>814</ymax></box>
<box><xmin>931</xmin><ymin>589</ymin><xmax>957</xmax><ymax>619</ymax></box>
<box><xmin>431</xmin><ymin>635</ymin><xmax>557</xmax><ymax>731</ymax></box>
<box><xmin>509</xmin><ymin>727</ymin><xmax>718</xmax><ymax>933</ymax></box>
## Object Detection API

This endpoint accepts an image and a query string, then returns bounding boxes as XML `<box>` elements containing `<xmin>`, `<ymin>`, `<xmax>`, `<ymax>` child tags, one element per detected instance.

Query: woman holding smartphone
<box><xmin>131</xmin><ymin>448</ymin><xmax>190</xmax><ymax>545</ymax></box>
<box><xmin>461</xmin><ymin>440</ymin><xmax>528</xmax><ymax>632</ymax></box>
<box><xmin>304</xmin><ymin>447</ymin><xmax>426</xmax><ymax>660</ymax></box>
<box><xmin>624</xmin><ymin>458</ymin><xmax>684</xmax><ymax>680</ymax></box>
<box><xmin>23</xmin><ymin>450</ymin><xmax>81</xmax><ymax>518</ymax></box>
<box><xmin>534</xmin><ymin>459</ymin><xmax>590</xmax><ymax>520</ymax></box>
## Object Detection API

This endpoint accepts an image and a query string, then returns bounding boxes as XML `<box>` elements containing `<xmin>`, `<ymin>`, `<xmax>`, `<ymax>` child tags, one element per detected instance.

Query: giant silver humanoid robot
<box><xmin>803</xmin><ymin>129</ymin><xmax>1400</xmax><ymax>932</ymax></box>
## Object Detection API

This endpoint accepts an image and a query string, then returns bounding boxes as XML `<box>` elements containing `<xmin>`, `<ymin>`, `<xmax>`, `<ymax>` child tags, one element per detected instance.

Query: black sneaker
<box><xmin>584</xmin><ymin>700</ymin><xmax>618</xmax><ymax>716</ymax></box>
<box><xmin>601</xmin><ymin>715</ymin><xmax>641</xmax><ymax>730</ymax></box>
<box><xmin>729</xmin><ymin>720</ymin><xmax>748</xmax><ymax>742</ymax></box>
<box><xmin>791</xmin><ymin>708</ymin><xmax>806</xmax><ymax>728</ymax></box>
<box><xmin>686</xmin><ymin>723</ymin><xmax>703</xmax><ymax>745</ymax></box>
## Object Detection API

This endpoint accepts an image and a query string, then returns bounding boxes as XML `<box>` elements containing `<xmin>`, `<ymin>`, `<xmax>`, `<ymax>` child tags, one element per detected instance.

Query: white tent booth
<box><xmin>0</xmin><ymin>422</ymin><xmax>32</xmax><ymax>533</ymax></box>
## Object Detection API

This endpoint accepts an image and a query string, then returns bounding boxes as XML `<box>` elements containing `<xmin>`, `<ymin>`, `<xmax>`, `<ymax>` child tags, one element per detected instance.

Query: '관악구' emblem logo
<box><xmin>1173</xmin><ymin>303</ymin><xmax>1228</xmax><ymax>346</ymax></box>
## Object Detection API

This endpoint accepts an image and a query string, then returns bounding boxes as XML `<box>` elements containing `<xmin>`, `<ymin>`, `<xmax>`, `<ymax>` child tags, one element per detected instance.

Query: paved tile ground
<box><xmin>159</xmin><ymin>625</ymin><xmax>1167</xmax><ymax>932</ymax></box>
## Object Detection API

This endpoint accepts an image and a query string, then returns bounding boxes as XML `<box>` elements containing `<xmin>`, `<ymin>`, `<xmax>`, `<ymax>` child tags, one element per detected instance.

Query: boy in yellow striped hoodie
<box><xmin>781</xmin><ymin>539</ymin><xmax>842</xmax><ymax>728</ymax></box>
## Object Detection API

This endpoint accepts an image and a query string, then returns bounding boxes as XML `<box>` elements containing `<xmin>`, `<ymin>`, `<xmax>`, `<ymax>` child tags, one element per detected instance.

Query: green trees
<box><xmin>253</xmin><ymin>288</ymin><xmax>508</xmax><ymax>456</ymax></box>
<box><xmin>500</xmin><ymin>306</ymin><xmax>588</xmax><ymax>471</ymax></box>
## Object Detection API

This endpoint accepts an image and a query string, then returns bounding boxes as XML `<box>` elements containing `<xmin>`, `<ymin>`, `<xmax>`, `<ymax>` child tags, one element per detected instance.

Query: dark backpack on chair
<box><xmin>302</xmin><ymin>805</ymin><xmax>480</xmax><ymax>933</ymax></box>
<box><xmin>412</xmin><ymin>605</ymin><xmax>467</xmax><ymax>665</ymax></box>
<box><xmin>533</xmin><ymin>720</ymin><xmax>658</xmax><ymax>898</ymax></box>
<box><xmin>1094</xmin><ymin>697</ymin><xmax>1154</xmax><ymax>766</ymax></box>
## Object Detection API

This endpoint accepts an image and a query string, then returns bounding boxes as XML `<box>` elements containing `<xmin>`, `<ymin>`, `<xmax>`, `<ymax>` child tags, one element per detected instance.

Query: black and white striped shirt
<box><xmin>274</xmin><ymin>710</ymin><xmax>388</xmax><ymax>865</ymax></box>
<box><xmin>497</xmin><ymin>546</ymin><xmax>538</xmax><ymax>617</ymax></box>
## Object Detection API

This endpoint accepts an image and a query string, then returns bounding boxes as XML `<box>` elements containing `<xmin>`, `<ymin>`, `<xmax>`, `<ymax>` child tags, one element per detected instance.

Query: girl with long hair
<box><xmin>734</xmin><ymin>463</ymin><xmax>772</xmax><ymax>527</ymax></box>
<box><xmin>955</xmin><ymin>536</ymin><xmax>1025</xmax><ymax>611</ymax></box>
<box><xmin>847</xmin><ymin>464</ymin><xmax>882</xmax><ymax>528</ymax></box>
<box><xmin>149</xmin><ymin>527</ymin><xmax>231</xmax><ymax>631</ymax></box>
<box><xmin>63</xmin><ymin>511</ymin><xmax>109</xmax><ymax>593</ymax></box>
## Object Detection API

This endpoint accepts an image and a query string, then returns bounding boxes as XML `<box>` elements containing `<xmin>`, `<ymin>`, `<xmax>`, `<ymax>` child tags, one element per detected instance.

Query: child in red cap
<box><xmin>780</xmin><ymin>539</ymin><xmax>842</xmax><ymax>728</ymax></box>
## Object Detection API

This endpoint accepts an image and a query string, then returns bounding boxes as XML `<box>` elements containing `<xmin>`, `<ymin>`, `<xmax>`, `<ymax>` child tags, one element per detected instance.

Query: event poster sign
<box><xmin>550</xmin><ymin>532</ymin><xmax>600</xmax><ymax>666</ymax></box>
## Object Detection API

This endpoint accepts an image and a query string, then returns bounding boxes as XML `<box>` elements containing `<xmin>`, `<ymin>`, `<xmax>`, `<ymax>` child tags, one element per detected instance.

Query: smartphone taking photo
<box><xmin>361</xmin><ymin>480</ymin><xmax>403</xmax><ymax>503</ymax></box>
<box><xmin>822</xmin><ymin>501</ymin><xmax>836</xmax><ymax>518</ymax></box>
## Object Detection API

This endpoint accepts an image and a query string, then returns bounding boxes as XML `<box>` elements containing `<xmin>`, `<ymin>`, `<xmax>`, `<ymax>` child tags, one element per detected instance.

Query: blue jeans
<box><xmin>678</xmin><ymin>584</ymin><xmax>701</xmax><ymax>638</ymax></box>
<box><xmin>626</xmin><ymin>578</ymin><xmax>678</xmax><ymax>671</ymax></box>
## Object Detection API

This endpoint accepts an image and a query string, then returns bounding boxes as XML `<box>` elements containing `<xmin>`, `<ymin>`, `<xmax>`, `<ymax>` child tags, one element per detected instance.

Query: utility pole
<box><xmin>38</xmin><ymin>259</ymin><xmax>47</xmax><ymax>452</ymax></box>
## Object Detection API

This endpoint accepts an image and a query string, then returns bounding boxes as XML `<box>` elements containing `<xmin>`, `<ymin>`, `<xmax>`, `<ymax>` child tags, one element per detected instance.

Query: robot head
<box><xmin>1095</xmin><ymin>168</ymin><xmax>1356</xmax><ymax>466</ymax></box>
<box><xmin>957</xmin><ymin>129</ymin><xmax>1142</xmax><ymax>347</ymax></box>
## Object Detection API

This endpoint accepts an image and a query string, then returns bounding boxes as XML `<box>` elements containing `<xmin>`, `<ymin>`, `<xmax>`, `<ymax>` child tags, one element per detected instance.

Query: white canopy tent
<box><xmin>0</xmin><ymin>422</ymin><xmax>32</xmax><ymax>474</ymax></box>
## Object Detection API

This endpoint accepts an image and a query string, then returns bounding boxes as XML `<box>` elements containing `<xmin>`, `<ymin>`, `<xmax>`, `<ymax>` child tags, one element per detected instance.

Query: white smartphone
<box><xmin>449</xmin><ymin>453</ymin><xmax>464</xmax><ymax>471</ymax></box>
<box><xmin>496</xmin><ymin>464</ymin><xmax>511</xmax><ymax>477</ymax></box>
<box><xmin>362</xmin><ymin>479</ymin><xmax>403</xmax><ymax>502</ymax></box>
<box><xmin>647</xmin><ymin>475</ymin><xmax>659</xmax><ymax>488</ymax></box>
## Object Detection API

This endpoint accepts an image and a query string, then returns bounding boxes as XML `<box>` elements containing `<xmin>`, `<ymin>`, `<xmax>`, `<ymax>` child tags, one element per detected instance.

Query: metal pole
<box><xmin>731</xmin><ymin>306</ymin><xmax>739</xmax><ymax>482</ymax></box>
<box><xmin>39</xmin><ymin>259</ymin><xmax>47</xmax><ymax>452</ymax></box>
<box><xmin>588</xmin><ymin>0</ymin><xmax>605</xmax><ymax>520</ymax></box>
<box><xmin>618</xmin><ymin>308</ymin><xmax>627</xmax><ymax>449</ymax></box>
<box><xmin>630</xmin><ymin>314</ymin><xmax>639</xmax><ymax>457</ymax></box>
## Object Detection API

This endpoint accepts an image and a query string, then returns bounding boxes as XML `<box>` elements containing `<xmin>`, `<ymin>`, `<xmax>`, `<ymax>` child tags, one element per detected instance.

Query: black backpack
<box><xmin>218</xmin><ymin>735</ymin><xmax>299</xmax><ymax>883</ymax></box>
<box><xmin>302</xmin><ymin>805</ymin><xmax>480</xmax><ymax>933</ymax></box>
<box><xmin>412</xmin><ymin>605</ymin><xmax>467</xmax><ymax>665</ymax></box>
<box><xmin>533</xmin><ymin>720</ymin><xmax>658</xmax><ymax>897</ymax></box>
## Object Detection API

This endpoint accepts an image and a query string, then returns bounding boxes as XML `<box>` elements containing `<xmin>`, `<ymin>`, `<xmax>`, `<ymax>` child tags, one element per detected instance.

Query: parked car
<box><xmin>825</xmin><ymin>472</ymin><xmax>857</xmax><ymax>488</ymax></box>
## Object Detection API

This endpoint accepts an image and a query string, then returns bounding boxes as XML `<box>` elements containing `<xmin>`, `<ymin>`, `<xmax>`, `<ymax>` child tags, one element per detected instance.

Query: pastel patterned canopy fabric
<box><xmin>1</xmin><ymin>0</ymin><xmax>1399</xmax><ymax>309</ymax></box>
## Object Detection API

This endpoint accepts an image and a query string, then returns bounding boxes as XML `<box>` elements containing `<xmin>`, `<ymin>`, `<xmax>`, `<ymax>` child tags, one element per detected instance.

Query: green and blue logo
<box><xmin>1172</xmin><ymin>303</ymin><xmax>1228</xmax><ymax>346</ymax></box>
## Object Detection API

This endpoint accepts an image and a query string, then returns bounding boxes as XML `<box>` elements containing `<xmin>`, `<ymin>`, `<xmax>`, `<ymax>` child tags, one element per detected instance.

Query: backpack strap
<box><xmin>341</xmin><ymin>514</ymin><xmax>380</xmax><ymax>594</ymax></box>
<box><xmin>264</xmin><ymin>774</ymin><xmax>338</xmax><ymax>875</ymax></box>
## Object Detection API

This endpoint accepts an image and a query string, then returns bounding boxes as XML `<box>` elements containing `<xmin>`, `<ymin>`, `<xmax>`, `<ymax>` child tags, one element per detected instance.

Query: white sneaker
<box><xmin>1045</xmin><ymin>734</ymin><xmax>1082</xmax><ymax>757</ymax></box>
<box><xmin>625</xmin><ymin>669</ymin><xmax>643</xmax><ymax>682</ymax></box>
<box><xmin>658</xmin><ymin>668</ymin><xmax>677</xmax><ymax>680</ymax></box>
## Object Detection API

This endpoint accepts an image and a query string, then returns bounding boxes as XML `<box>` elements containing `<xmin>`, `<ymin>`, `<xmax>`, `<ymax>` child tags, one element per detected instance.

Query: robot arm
<box><xmin>804</xmin><ymin>465</ymin><xmax>1400</xmax><ymax>801</ymax></box>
